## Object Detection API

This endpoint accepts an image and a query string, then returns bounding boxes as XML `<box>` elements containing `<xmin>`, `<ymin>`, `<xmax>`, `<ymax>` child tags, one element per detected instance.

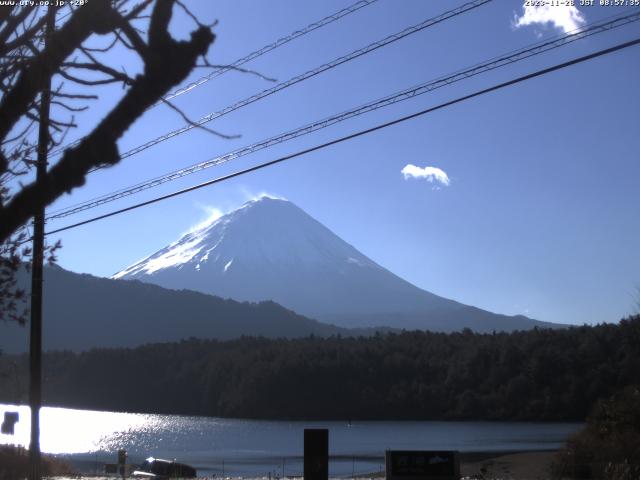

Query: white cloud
<box><xmin>188</xmin><ymin>202</ymin><xmax>224</xmax><ymax>233</ymax></box>
<box><xmin>401</xmin><ymin>164</ymin><xmax>450</xmax><ymax>187</ymax></box>
<box><xmin>184</xmin><ymin>190</ymin><xmax>288</xmax><ymax>235</ymax></box>
<box><xmin>186</xmin><ymin>191</ymin><xmax>287</xmax><ymax>234</ymax></box>
<box><xmin>513</xmin><ymin>4</ymin><xmax>586</xmax><ymax>34</ymax></box>
<box><xmin>251</xmin><ymin>192</ymin><xmax>287</xmax><ymax>202</ymax></box>
<box><xmin>238</xmin><ymin>186</ymin><xmax>287</xmax><ymax>203</ymax></box>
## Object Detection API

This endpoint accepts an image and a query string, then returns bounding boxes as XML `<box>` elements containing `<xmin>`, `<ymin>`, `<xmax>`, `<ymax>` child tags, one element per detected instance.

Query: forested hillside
<box><xmin>1</xmin><ymin>265</ymin><xmax>348</xmax><ymax>353</ymax></box>
<box><xmin>1</xmin><ymin>316</ymin><xmax>638</xmax><ymax>421</ymax></box>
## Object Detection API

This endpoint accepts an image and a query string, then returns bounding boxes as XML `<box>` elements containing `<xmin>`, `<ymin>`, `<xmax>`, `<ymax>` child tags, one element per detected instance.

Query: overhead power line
<box><xmin>48</xmin><ymin>0</ymin><xmax>380</xmax><ymax>157</ymax></box>
<box><xmin>49</xmin><ymin>0</ymin><xmax>492</xmax><ymax>163</ymax></box>
<box><xmin>43</xmin><ymin>36</ymin><xmax>640</xmax><ymax>238</ymax></box>
<box><xmin>161</xmin><ymin>0</ymin><xmax>380</xmax><ymax>103</ymax></box>
<box><xmin>46</xmin><ymin>9</ymin><xmax>640</xmax><ymax>221</ymax></box>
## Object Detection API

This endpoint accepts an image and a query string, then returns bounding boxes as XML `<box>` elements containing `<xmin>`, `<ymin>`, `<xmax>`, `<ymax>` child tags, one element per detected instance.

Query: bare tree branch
<box><xmin>50</xmin><ymin>100</ymin><xmax>88</xmax><ymax>112</ymax></box>
<box><xmin>59</xmin><ymin>65</ymin><xmax>133</xmax><ymax>86</ymax></box>
<box><xmin>0</xmin><ymin>0</ymin><xmax>215</xmax><ymax>243</ymax></box>
<box><xmin>52</xmin><ymin>91</ymin><xmax>98</xmax><ymax>100</ymax></box>
<box><xmin>0</xmin><ymin>1</ymin><xmax>122</xmax><ymax>159</ymax></box>
<box><xmin>0</xmin><ymin>7</ymin><xmax>32</xmax><ymax>47</ymax></box>
<box><xmin>0</xmin><ymin>12</ymin><xmax>48</xmax><ymax>57</ymax></box>
<box><xmin>160</xmin><ymin>97</ymin><xmax>240</xmax><ymax>140</ymax></box>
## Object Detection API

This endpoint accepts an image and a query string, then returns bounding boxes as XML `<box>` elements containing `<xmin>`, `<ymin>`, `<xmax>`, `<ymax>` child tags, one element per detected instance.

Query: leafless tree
<box><xmin>0</xmin><ymin>0</ymin><xmax>217</xmax><ymax>322</ymax></box>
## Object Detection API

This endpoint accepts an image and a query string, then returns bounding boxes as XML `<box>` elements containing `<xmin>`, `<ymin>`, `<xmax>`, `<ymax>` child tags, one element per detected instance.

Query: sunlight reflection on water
<box><xmin>1</xmin><ymin>403</ymin><xmax>583</xmax><ymax>476</ymax></box>
<box><xmin>0</xmin><ymin>404</ymin><xmax>158</xmax><ymax>454</ymax></box>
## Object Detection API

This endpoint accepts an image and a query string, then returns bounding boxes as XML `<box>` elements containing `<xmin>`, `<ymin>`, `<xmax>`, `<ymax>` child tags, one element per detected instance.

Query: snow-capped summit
<box><xmin>114</xmin><ymin>196</ymin><xmax>379</xmax><ymax>280</ymax></box>
<box><xmin>113</xmin><ymin>197</ymin><xmax>552</xmax><ymax>332</ymax></box>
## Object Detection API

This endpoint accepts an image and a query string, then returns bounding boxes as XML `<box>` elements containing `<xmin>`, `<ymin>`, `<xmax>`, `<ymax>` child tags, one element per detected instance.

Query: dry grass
<box><xmin>0</xmin><ymin>444</ymin><xmax>74</xmax><ymax>480</ymax></box>
<box><xmin>550</xmin><ymin>386</ymin><xmax>640</xmax><ymax>480</ymax></box>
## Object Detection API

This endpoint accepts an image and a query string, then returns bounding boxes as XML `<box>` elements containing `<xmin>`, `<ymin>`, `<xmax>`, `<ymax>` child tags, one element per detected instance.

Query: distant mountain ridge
<box><xmin>114</xmin><ymin>196</ymin><xmax>560</xmax><ymax>332</ymax></box>
<box><xmin>0</xmin><ymin>265</ymin><xmax>349</xmax><ymax>354</ymax></box>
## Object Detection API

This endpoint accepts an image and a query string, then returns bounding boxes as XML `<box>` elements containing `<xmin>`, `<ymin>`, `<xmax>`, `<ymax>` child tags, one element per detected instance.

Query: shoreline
<box><xmin>460</xmin><ymin>450</ymin><xmax>558</xmax><ymax>480</ymax></box>
<box><xmin>41</xmin><ymin>450</ymin><xmax>560</xmax><ymax>480</ymax></box>
<box><xmin>348</xmin><ymin>450</ymin><xmax>559</xmax><ymax>479</ymax></box>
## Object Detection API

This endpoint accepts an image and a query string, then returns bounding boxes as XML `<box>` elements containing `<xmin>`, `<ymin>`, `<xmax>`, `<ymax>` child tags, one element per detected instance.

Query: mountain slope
<box><xmin>114</xmin><ymin>197</ymin><xmax>558</xmax><ymax>332</ymax></box>
<box><xmin>0</xmin><ymin>265</ymin><xmax>347</xmax><ymax>354</ymax></box>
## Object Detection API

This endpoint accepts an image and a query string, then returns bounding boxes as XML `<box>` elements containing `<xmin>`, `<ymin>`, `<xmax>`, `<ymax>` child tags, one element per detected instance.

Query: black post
<box><xmin>118</xmin><ymin>449</ymin><xmax>127</xmax><ymax>480</ymax></box>
<box><xmin>28</xmin><ymin>6</ymin><xmax>54</xmax><ymax>480</ymax></box>
<box><xmin>304</xmin><ymin>429</ymin><xmax>328</xmax><ymax>480</ymax></box>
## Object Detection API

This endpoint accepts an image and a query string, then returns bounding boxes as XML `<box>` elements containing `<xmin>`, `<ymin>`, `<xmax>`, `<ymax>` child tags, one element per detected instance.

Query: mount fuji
<box><xmin>113</xmin><ymin>196</ymin><xmax>556</xmax><ymax>332</ymax></box>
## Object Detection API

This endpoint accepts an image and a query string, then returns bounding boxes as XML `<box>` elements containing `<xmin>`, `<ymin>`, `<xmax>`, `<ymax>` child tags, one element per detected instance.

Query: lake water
<box><xmin>0</xmin><ymin>403</ymin><xmax>582</xmax><ymax>477</ymax></box>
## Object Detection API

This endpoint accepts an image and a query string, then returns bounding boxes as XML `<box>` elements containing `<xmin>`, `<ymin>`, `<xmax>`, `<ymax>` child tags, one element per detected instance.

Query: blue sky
<box><xmin>41</xmin><ymin>0</ymin><xmax>640</xmax><ymax>326</ymax></box>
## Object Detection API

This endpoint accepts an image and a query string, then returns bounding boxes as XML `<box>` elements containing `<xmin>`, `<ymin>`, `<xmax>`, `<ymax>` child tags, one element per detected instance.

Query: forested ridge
<box><xmin>1</xmin><ymin>316</ymin><xmax>638</xmax><ymax>421</ymax></box>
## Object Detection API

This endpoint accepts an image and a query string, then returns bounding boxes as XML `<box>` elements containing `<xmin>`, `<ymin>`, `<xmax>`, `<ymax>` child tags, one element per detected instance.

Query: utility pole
<box><xmin>29</xmin><ymin>6</ymin><xmax>55</xmax><ymax>480</ymax></box>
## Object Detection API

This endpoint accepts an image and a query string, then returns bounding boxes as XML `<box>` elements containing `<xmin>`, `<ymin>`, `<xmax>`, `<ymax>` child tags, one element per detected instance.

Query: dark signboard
<box><xmin>1</xmin><ymin>411</ymin><xmax>19</xmax><ymax>435</ymax></box>
<box><xmin>385</xmin><ymin>450</ymin><xmax>460</xmax><ymax>480</ymax></box>
<box><xmin>304</xmin><ymin>428</ymin><xmax>328</xmax><ymax>480</ymax></box>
